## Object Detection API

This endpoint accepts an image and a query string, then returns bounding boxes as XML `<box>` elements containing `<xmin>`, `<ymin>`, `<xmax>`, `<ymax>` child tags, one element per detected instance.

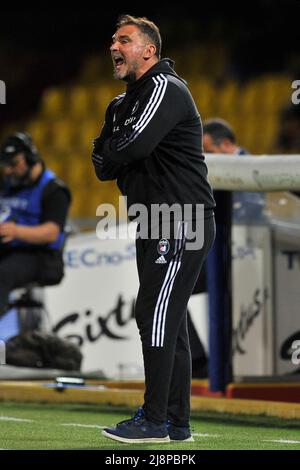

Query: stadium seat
<box><xmin>259</xmin><ymin>75</ymin><xmax>292</xmax><ymax>113</ymax></box>
<box><xmin>77</xmin><ymin>119</ymin><xmax>100</xmax><ymax>151</ymax></box>
<box><xmin>41</xmin><ymin>88</ymin><xmax>66</xmax><ymax>119</ymax></box>
<box><xmin>217</xmin><ymin>82</ymin><xmax>239</xmax><ymax>116</ymax></box>
<box><xmin>191</xmin><ymin>80</ymin><xmax>217</xmax><ymax>117</ymax></box>
<box><xmin>44</xmin><ymin>157</ymin><xmax>66</xmax><ymax>179</ymax></box>
<box><xmin>93</xmin><ymin>84</ymin><xmax>123</xmax><ymax>117</ymax></box>
<box><xmin>49</xmin><ymin>119</ymin><xmax>75</xmax><ymax>152</ymax></box>
<box><xmin>68</xmin><ymin>86</ymin><xmax>91</xmax><ymax>119</ymax></box>
<box><xmin>26</xmin><ymin>121</ymin><xmax>48</xmax><ymax>149</ymax></box>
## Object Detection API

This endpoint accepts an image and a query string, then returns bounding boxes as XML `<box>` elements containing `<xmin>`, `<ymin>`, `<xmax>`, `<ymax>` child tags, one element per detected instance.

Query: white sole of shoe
<box><xmin>170</xmin><ymin>436</ymin><xmax>194</xmax><ymax>442</ymax></box>
<box><xmin>102</xmin><ymin>430</ymin><xmax>170</xmax><ymax>444</ymax></box>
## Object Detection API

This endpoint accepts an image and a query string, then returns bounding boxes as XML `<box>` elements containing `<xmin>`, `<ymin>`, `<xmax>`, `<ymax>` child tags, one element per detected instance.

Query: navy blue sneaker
<box><xmin>108</xmin><ymin>406</ymin><xmax>145</xmax><ymax>427</ymax></box>
<box><xmin>102</xmin><ymin>416</ymin><xmax>170</xmax><ymax>443</ymax></box>
<box><xmin>167</xmin><ymin>421</ymin><xmax>194</xmax><ymax>442</ymax></box>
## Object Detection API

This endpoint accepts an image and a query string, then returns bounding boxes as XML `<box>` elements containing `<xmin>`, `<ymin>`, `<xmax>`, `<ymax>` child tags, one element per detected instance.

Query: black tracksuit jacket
<box><xmin>92</xmin><ymin>58</ymin><xmax>215</xmax><ymax>218</ymax></box>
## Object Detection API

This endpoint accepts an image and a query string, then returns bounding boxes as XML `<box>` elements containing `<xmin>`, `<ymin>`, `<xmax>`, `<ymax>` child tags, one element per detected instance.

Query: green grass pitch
<box><xmin>0</xmin><ymin>402</ymin><xmax>300</xmax><ymax>450</ymax></box>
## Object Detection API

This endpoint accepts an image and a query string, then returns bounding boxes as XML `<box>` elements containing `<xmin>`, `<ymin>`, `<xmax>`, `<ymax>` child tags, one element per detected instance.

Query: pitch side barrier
<box><xmin>204</xmin><ymin>153</ymin><xmax>300</xmax><ymax>391</ymax></box>
<box><xmin>205</xmin><ymin>154</ymin><xmax>300</xmax><ymax>191</ymax></box>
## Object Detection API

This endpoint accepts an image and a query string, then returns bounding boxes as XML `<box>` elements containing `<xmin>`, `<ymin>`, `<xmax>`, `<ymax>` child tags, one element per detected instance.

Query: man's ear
<box><xmin>144</xmin><ymin>44</ymin><xmax>156</xmax><ymax>60</ymax></box>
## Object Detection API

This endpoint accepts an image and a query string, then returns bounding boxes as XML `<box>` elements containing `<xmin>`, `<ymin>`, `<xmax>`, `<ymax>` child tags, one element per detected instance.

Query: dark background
<box><xmin>1</xmin><ymin>0</ymin><xmax>300</xmax><ymax>129</ymax></box>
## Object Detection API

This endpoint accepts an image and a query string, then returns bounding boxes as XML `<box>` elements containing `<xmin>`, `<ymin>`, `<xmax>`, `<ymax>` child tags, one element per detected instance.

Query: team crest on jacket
<box><xmin>155</xmin><ymin>238</ymin><xmax>170</xmax><ymax>264</ymax></box>
<box><xmin>131</xmin><ymin>100</ymin><xmax>139</xmax><ymax>114</ymax></box>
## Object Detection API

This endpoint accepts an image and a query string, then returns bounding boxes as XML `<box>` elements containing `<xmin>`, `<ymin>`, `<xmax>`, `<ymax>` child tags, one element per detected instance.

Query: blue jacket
<box><xmin>0</xmin><ymin>169</ymin><xmax>65</xmax><ymax>250</ymax></box>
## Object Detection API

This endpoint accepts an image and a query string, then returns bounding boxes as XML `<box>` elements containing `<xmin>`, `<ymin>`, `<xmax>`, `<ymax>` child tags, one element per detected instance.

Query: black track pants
<box><xmin>135</xmin><ymin>216</ymin><xmax>215</xmax><ymax>425</ymax></box>
<box><xmin>0</xmin><ymin>249</ymin><xmax>63</xmax><ymax>317</ymax></box>
<box><xmin>0</xmin><ymin>251</ymin><xmax>41</xmax><ymax>317</ymax></box>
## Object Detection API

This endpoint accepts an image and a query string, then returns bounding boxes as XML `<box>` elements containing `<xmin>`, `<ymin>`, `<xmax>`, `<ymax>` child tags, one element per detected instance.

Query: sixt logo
<box><xmin>0</xmin><ymin>80</ymin><xmax>6</xmax><ymax>104</ymax></box>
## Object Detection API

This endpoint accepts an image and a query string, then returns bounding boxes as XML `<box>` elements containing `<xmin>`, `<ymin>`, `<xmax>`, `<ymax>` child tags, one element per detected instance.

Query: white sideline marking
<box><xmin>61</xmin><ymin>423</ymin><xmax>106</xmax><ymax>429</ymax></box>
<box><xmin>0</xmin><ymin>416</ymin><xmax>34</xmax><ymax>423</ymax></box>
<box><xmin>263</xmin><ymin>439</ymin><xmax>300</xmax><ymax>445</ymax></box>
<box><xmin>60</xmin><ymin>426</ymin><xmax>220</xmax><ymax>435</ymax></box>
<box><xmin>193</xmin><ymin>433</ymin><xmax>219</xmax><ymax>438</ymax></box>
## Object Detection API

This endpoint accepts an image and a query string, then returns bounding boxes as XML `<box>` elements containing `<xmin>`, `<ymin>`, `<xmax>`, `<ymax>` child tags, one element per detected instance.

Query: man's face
<box><xmin>110</xmin><ymin>25</ymin><xmax>149</xmax><ymax>82</ymax></box>
<box><xmin>203</xmin><ymin>133</ymin><xmax>231</xmax><ymax>153</ymax></box>
<box><xmin>2</xmin><ymin>152</ymin><xmax>29</xmax><ymax>186</ymax></box>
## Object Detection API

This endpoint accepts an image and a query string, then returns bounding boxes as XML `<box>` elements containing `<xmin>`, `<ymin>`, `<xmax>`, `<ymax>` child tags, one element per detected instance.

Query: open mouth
<box><xmin>114</xmin><ymin>57</ymin><xmax>125</xmax><ymax>69</ymax></box>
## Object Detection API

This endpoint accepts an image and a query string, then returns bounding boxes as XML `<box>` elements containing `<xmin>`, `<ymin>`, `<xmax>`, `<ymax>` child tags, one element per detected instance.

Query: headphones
<box><xmin>0</xmin><ymin>132</ymin><xmax>40</xmax><ymax>166</ymax></box>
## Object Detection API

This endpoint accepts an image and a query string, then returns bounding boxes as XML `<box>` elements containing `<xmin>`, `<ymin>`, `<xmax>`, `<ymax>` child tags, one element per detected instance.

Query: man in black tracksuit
<box><xmin>92</xmin><ymin>15</ymin><xmax>215</xmax><ymax>444</ymax></box>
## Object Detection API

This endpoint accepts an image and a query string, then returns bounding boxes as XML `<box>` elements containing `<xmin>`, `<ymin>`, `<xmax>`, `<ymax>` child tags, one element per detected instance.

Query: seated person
<box><xmin>0</xmin><ymin>132</ymin><xmax>71</xmax><ymax>318</ymax></box>
<box><xmin>203</xmin><ymin>118</ymin><xmax>266</xmax><ymax>224</ymax></box>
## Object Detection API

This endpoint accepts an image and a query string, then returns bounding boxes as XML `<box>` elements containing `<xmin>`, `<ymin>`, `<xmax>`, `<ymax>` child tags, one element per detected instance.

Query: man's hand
<box><xmin>0</xmin><ymin>221</ymin><xmax>59</xmax><ymax>244</ymax></box>
<box><xmin>0</xmin><ymin>221</ymin><xmax>19</xmax><ymax>243</ymax></box>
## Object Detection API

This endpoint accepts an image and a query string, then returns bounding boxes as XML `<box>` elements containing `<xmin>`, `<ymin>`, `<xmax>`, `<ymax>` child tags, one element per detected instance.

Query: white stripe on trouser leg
<box><xmin>151</xmin><ymin>223</ymin><xmax>184</xmax><ymax>347</ymax></box>
<box><xmin>157</xmin><ymin>260</ymin><xmax>182</xmax><ymax>347</ymax></box>
<box><xmin>151</xmin><ymin>223</ymin><xmax>186</xmax><ymax>347</ymax></box>
<box><xmin>151</xmin><ymin>223</ymin><xmax>183</xmax><ymax>347</ymax></box>
<box><xmin>151</xmin><ymin>249</ymin><xmax>177</xmax><ymax>347</ymax></box>
<box><xmin>155</xmin><ymin>233</ymin><xmax>184</xmax><ymax>347</ymax></box>
<box><xmin>159</xmin><ymin>223</ymin><xmax>187</xmax><ymax>347</ymax></box>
